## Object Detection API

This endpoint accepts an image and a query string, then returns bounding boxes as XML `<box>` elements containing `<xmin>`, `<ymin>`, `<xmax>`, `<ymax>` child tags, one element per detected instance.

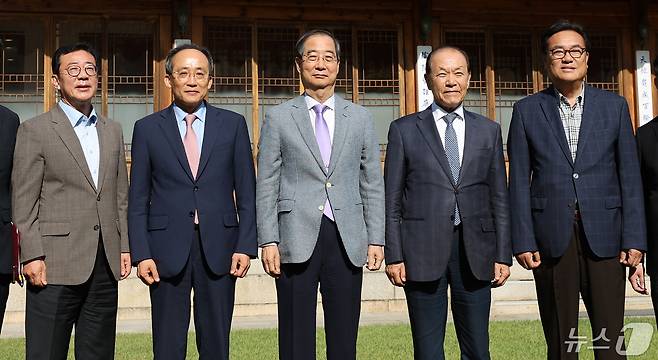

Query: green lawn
<box><xmin>0</xmin><ymin>318</ymin><xmax>656</xmax><ymax>359</ymax></box>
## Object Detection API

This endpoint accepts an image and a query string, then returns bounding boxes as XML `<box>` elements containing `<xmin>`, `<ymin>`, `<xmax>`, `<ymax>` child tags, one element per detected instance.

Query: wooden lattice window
<box><xmin>0</xmin><ymin>21</ymin><xmax>45</xmax><ymax>121</ymax></box>
<box><xmin>204</xmin><ymin>22</ymin><xmax>253</xmax><ymax>134</ymax></box>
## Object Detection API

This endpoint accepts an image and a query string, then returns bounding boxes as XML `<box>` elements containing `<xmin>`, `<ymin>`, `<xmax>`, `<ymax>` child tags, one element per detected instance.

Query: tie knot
<box><xmin>443</xmin><ymin>113</ymin><xmax>458</xmax><ymax>125</ymax></box>
<box><xmin>312</xmin><ymin>104</ymin><xmax>327</xmax><ymax>115</ymax></box>
<box><xmin>185</xmin><ymin>114</ymin><xmax>196</xmax><ymax>127</ymax></box>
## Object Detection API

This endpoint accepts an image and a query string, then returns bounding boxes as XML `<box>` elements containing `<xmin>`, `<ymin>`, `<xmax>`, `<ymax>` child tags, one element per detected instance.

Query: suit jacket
<box><xmin>11</xmin><ymin>105</ymin><xmax>129</xmax><ymax>285</ymax></box>
<box><xmin>384</xmin><ymin>106</ymin><xmax>511</xmax><ymax>282</ymax></box>
<box><xmin>508</xmin><ymin>85</ymin><xmax>646</xmax><ymax>258</ymax></box>
<box><xmin>0</xmin><ymin>106</ymin><xmax>19</xmax><ymax>274</ymax></box>
<box><xmin>256</xmin><ymin>95</ymin><xmax>384</xmax><ymax>267</ymax></box>
<box><xmin>128</xmin><ymin>102</ymin><xmax>257</xmax><ymax>279</ymax></box>
<box><xmin>636</xmin><ymin>117</ymin><xmax>658</xmax><ymax>276</ymax></box>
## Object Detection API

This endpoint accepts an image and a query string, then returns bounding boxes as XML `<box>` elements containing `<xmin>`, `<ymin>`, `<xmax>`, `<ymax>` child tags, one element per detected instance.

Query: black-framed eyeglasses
<box><xmin>549</xmin><ymin>48</ymin><xmax>587</xmax><ymax>60</ymax></box>
<box><xmin>64</xmin><ymin>65</ymin><xmax>97</xmax><ymax>77</ymax></box>
<box><xmin>302</xmin><ymin>53</ymin><xmax>338</xmax><ymax>64</ymax></box>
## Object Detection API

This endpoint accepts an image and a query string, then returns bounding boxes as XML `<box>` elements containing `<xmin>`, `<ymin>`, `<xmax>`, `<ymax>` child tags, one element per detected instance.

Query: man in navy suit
<box><xmin>128</xmin><ymin>43</ymin><xmax>257</xmax><ymax>359</ymax></box>
<box><xmin>385</xmin><ymin>46</ymin><xmax>511</xmax><ymax>360</ymax></box>
<box><xmin>508</xmin><ymin>20</ymin><xmax>646</xmax><ymax>360</ymax></box>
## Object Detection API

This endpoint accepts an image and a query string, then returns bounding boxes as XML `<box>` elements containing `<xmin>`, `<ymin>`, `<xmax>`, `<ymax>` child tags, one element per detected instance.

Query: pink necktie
<box><xmin>183</xmin><ymin>114</ymin><xmax>200</xmax><ymax>178</ymax></box>
<box><xmin>183</xmin><ymin>114</ymin><xmax>200</xmax><ymax>224</ymax></box>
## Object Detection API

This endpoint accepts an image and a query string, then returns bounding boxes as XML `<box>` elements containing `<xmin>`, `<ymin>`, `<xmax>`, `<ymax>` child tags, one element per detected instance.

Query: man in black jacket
<box><xmin>0</xmin><ymin>105</ymin><xmax>19</xmax><ymax>331</ymax></box>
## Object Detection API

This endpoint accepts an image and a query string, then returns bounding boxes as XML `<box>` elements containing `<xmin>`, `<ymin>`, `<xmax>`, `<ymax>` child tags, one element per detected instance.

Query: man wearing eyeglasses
<box><xmin>12</xmin><ymin>43</ymin><xmax>131</xmax><ymax>359</ymax></box>
<box><xmin>508</xmin><ymin>20</ymin><xmax>645</xmax><ymax>359</ymax></box>
<box><xmin>128</xmin><ymin>43</ymin><xmax>256</xmax><ymax>359</ymax></box>
<box><xmin>256</xmin><ymin>29</ymin><xmax>384</xmax><ymax>360</ymax></box>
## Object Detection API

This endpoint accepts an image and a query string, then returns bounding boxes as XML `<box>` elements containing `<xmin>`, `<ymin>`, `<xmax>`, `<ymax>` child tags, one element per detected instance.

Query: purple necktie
<box><xmin>312</xmin><ymin>104</ymin><xmax>334</xmax><ymax>220</ymax></box>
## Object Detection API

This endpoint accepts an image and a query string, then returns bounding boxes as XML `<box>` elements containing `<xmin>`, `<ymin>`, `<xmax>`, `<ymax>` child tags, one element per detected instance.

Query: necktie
<box><xmin>183</xmin><ymin>114</ymin><xmax>200</xmax><ymax>178</ymax></box>
<box><xmin>183</xmin><ymin>113</ymin><xmax>200</xmax><ymax>224</ymax></box>
<box><xmin>444</xmin><ymin>113</ymin><xmax>461</xmax><ymax>225</ymax></box>
<box><xmin>312</xmin><ymin>104</ymin><xmax>334</xmax><ymax>221</ymax></box>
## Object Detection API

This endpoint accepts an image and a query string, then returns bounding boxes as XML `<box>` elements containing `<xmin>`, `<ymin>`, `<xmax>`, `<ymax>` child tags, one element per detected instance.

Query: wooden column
<box><xmin>43</xmin><ymin>15</ymin><xmax>56</xmax><ymax>111</ymax></box>
<box><xmin>621</xmin><ymin>29</ymin><xmax>637</xmax><ymax>128</ymax></box>
<box><xmin>485</xmin><ymin>30</ymin><xmax>496</xmax><ymax>121</ymax></box>
<box><xmin>403</xmin><ymin>19</ymin><xmax>416</xmax><ymax>114</ymax></box>
<box><xmin>251</xmin><ymin>24</ymin><xmax>260</xmax><ymax>151</ymax></box>
<box><xmin>155</xmin><ymin>15</ymin><xmax>173</xmax><ymax>111</ymax></box>
<box><xmin>101</xmin><ymin>18</ymin><xmax>109</xmax><ymax>117</ymax></box>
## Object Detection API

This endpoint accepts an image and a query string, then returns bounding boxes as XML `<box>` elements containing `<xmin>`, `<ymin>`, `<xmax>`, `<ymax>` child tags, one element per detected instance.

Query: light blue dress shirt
<box><xmin>173</xmin><ymin>102</ymin><xmax>206</xmax><ymax>153</ymax></box>
<box><xmin>59</xmin><ymin>101</ymin><xmax>100</xmax><ymax>188</ymax></box>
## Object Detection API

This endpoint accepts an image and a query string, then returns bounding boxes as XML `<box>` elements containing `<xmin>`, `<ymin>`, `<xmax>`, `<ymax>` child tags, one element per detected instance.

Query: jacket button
<box><xmin>93</xmin><ymin>225</ymin><xmax>100</xmax><ymax>231</ymax></box>
<box><xmin>189</xmin><ymin>211</ymin><xmax>195</xmax><ymax>217</ymax></box>
<box><xmin>572</xmin><ymin>173</ymin><xmax>579</xmax><ymax>179</ymax></box>
<box><xmin>96</xmin><ymin>195</ymin><xmax>101</xmax><ymax>201</ymax></box>
<box><xmin>326</xmin><ymin>182</ymin><xmax>332</xmax><ymax>188</ymax></box>
<box><xmin>194</xmin><ymin>186</ymin><xmax>199</xmax><ymax>191</ymax></box>
<box><xmin>318</xmin><ymin>205</ymin><xmax>324</xmax><ymax>211</ymax></box>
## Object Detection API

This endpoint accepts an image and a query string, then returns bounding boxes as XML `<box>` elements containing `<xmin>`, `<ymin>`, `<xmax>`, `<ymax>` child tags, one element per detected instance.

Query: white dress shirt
<box><xmin>305</xmin><ymin>93</ymin><xmax>336</xmax><ymax>143</ymax></box>
<box><xmin>59</xmin><ymin>101</ymin><xmax>100</xmax><ymax>188</ymax></box>
<box><xmin>432</xmin><ymin>102</ymin><xmax>465</xmax><ymax>165</ymax></box>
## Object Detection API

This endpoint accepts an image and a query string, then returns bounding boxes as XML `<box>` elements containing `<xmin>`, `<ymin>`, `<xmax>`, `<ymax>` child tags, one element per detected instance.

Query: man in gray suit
<box><xmin>12</xmin><ymin>43</ymin><xmax>131</xmax><ymax>359</ymax></box>
<box><xmin>256</xmin><ymin>29</ymin><xmax>385</xmax><ymax>360</ymax></box>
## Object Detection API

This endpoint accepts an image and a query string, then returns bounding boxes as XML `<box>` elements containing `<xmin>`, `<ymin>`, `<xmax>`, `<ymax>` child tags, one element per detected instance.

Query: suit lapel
<box><xmin>327</xmin><ymin>96</ymin><xmax>349</xmax><ymax>177</ymax></box>
<box><xmin>95</xmin><ymin>116</ymin><xmax>110</xmax><ymax>194</ymax></box>
<box><xmin>539</xmin><ymin>88</ymin><xmax>574</xmax><ymax>167</ymax></box>
<box><xmin>50</xmin><ymin>106</ymin><xmax>97</xmax><ymax>191</ymax></box>
<box><xmin>416</xmin><ymin>107</ymin><xmax>454</xmax><ymax>184</ymax></box>
<box><xmin>458</xmin><ymin>111</ymin><xmax>478</xmax><ymax>185</ymax></box>
<box><xmin>574</xmin><ymin>85</ymin><xmax>597</xmax><ymax>166</ymax></box>
<box><xmin>197</xmin><ymin>104</ymin><xmax>220</xmax><ymax>179</ymax></box>
<box><xmin>290</xmin><ymin>95</ymin><xmax>326</xmax><ymax>173</ymax></box>
<box><xmin>158</xmin><ymin>105</ymin><xmax>195</xmax><ymax>181</ymax></box>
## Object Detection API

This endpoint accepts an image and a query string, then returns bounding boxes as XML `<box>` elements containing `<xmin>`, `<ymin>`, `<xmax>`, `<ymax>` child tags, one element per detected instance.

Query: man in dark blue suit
<box><xmin>0</xmin><ymin>105</ymin><xmax>19</xmax><ymax>332</ymax></box>
<box><xmin>128</xmin><ymin>43</ymin><xmax>257</xmax><ymax>359</ymax></box>
<box><xmin>385</xmin><ymin>46</ymin><xmax>511</xmax><ymax>360</ymax></box>
<box><xmin>508</xmin><ymin>21</ymin><xmax>646</xmax><ymax>360</ymax></box>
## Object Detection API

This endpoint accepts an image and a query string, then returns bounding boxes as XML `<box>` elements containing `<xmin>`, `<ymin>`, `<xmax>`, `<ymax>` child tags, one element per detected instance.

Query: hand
<box><xmin>261</xmin><ymin>245</ymin><xmax>281</xmax><ymax>278</ymax></box>
<box><xmin>366</xmin><ymin>245</ymin><xmax>384</xmax><ymax>271</ymax></box>
<box><xmin>230</xmin><ymin>253</ymin><xmax>251</xmax><ymax>278</ymax></box>
<box><xmin>120</xmin><ymin>252</ymin><xmax>132</xmax><ymax>280</ymax></box>
<box><xmin>137</xmin><ymin>259</ymin><xmax>160</xmax><ymax>285</ymax></box>
<box><xmin>628</xmin><ymin>263</ymin><xmax>649</xmax><ymax>295</ymax></box>
<box><xmin>385</xmin><ymin>262</ymin><xmax>406</xmax><ymax>287</ymax></box>
<box><xmin>492</xmin><ymin>263</ymin><xmax>510</xmax><ymax>288</ymax></box>
<box><xmin>619</xmin><ymin>249</ymin><xmax>643</xmax><ymax>267</ymax></box>
<box><xmin>23</xmin><ymin>258</ymin><xmax>47</xmax><ymax>287</ymax></box>
<box><xmin>515</xmin><ymin>251</ymin><xmax>541</xmax><ymax>270</ymax></box>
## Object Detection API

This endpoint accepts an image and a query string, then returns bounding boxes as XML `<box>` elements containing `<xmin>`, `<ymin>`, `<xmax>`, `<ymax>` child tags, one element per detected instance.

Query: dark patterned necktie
<box><xmin>444</xmin><ymin>113</ymin><xmax>461</xmax><ymax>225</ymax></box>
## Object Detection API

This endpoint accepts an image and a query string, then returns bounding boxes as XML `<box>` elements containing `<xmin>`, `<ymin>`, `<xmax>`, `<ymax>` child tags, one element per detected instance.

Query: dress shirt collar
<box><xmin>554</xmin><ymin>83</ymin><xmax>585</xmax><ymax>108</ymax></box>
<box><xmin>58</xmin><ymin>100</ymin><xmax>97</xmax><ymax>127</ymax></box>
<box><xmin>173</xmin><ymin>101</ymin><xmax>207</xmax><ymax>124</ymax></box>
<box><xmin>304</xmin><ymin>93</ymin><xmax>335</xmax><ymax>112</ymax></box>
<box><xmin>431</xmin><ymin>102</ymin><xmax>465</xmax><ymax>123</ymax></box>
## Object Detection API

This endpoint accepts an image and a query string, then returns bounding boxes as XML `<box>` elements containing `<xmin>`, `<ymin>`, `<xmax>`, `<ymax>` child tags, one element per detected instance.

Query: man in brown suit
<box><xmin>12</xmin><ymin>43</ymin><xmax>131</xmax><ymax>359</ymax></box>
